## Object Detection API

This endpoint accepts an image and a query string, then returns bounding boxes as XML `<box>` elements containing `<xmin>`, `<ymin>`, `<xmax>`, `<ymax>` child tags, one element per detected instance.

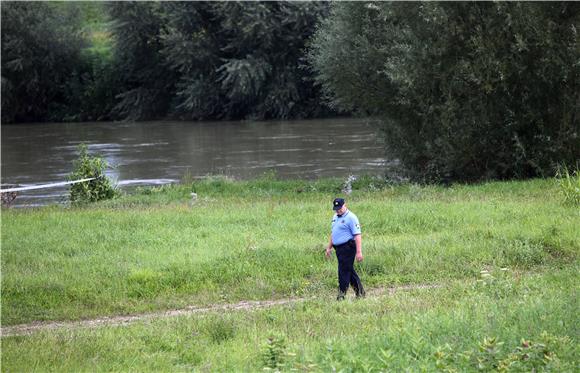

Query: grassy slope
<box><xmin>2</xmin><ymin>178</ymin><xmax>577</xmax><ymax>325</ymax></box>
<box><xmin>2</xmin><ymin>270</ymin><xmax>577</xmax><ymax>371</ymax></box>
<box><xmin>1</xmin><ymin>177</ymin><xmax>578</xmax><ymax>371</ymax></box>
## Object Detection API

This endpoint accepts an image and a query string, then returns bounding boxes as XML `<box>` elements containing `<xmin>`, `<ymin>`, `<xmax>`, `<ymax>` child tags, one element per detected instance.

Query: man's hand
<box><xmin>325</xmin><ymin>247</ymin><xmax>332</xmax><ymax>259</ymax></box>
<box><xmin>354</xmin><ymin>235</ymin><xmax>363</xmax><ymax>262</ymax></box>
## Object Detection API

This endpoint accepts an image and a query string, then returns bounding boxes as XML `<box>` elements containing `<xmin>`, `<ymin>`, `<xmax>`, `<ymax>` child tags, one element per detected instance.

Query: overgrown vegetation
<box><xmin>2</xmin><ymin>270</ymin><xmax>577</xmax><ymax>371</ymax></box>
<box><xmin>69</xmin><ymin>144</ymin><xmax>116</xmax><ymax>204</ymax></box>
<box><xmin>1</xmin><ymin>2</ymin><xmax>87</xmax><ymax>122</ymax></box>
<box><xmin>555</xmin><ymin>164</ymin><xmax>580</xmax><ymax>206</ymax></box>
<box><xmin>309</xmin><ymin>2</ymin><xmax>579</xmax><ymax>182</ymax></box>
<box><xmin>1</xmin><ymin>1</ymin><xmax>330</xmax><ymax>123</ymax></box>
<box><xmin>2</xmin><ymin>2</ymin><xmax>577</xmax><ymax>183</ymax></box>
<box><xmin>110</xmin><ymin>2</ymin><xmax>331</xmax><ymax>121</ymax></box>
<box><xmin>2</xmin><ymin>178</ymin><xmax>577</xmax><ymax>326</ymax></box>
<box><xmin>1</xmin><ymin>177</ymin><xmax>577</xmax><ymax>370</ymax></box>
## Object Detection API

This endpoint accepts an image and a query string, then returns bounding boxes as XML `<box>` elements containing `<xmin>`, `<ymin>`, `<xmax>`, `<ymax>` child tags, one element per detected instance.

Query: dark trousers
<box><xmin>333</xmin><ymin>240</ymin><xmax>365</xmax><ymax>296</ymax></box>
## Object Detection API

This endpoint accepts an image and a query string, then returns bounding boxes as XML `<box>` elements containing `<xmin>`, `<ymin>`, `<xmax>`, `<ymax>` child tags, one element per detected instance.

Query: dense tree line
<box><xmin>1</xmin><ymin>1</ymin><xmax>330</xmax><ymax>123</ymax></box>
<box><xmin>1</xmin><ymin>2</ymin><xmax>122</xmax><ymax>122</ymax></box>
<box><xmin>111</xmin><ymin>2</ymin><xmax>330</xmax><ymax>120</ymax></box>
<box><xmin>309</xmin><ymin>2</ymin><xmax>579</xmax><ymax>181</ymax></box>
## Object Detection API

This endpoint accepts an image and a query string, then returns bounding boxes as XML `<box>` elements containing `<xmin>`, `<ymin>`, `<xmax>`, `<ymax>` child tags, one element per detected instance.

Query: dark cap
<box><xmin>333</xmin><ymin>198</ymin><xmax>345</xmax><ymax>211</ymax></box>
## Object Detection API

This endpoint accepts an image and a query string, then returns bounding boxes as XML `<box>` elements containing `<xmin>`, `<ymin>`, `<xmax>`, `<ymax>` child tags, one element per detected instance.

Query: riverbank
<box><xmin>2</xmin><ymin>177</ymin><xmax>578</xmax><ymax>371</ymax></box>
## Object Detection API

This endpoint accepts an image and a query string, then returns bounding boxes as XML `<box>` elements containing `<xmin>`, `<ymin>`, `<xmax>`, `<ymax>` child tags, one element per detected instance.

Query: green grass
<box><xmin>2</xmin><ymin>269</ymin><xmax>577</xmax><ymax>372</ymax></box>
<box><xmin>1</xmin><ymin>178</ymin><xmax>577</xmax><ymax>325</ymax></box>
<box><xmin>1</xmin><ymin>177</ymin><xmax>578</xmax><ymax>371</ymax></box>
<box><xmin>555</xmin><ymin>164</ymin><xmax>580</xmax><ymax>206</ymax></box>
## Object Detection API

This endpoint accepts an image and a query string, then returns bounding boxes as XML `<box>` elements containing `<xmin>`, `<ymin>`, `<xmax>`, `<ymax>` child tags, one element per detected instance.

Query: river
<box><xmin>1</xmin><ymin>118</ymin><xmax>388</xmax><ymax>206</ymax></box>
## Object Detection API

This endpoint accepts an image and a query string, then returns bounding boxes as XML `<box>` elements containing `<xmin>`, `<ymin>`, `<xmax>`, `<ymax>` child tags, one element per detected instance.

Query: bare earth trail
<box><xmin>1</xmin><ymin>284</ymin><xmax>440</xmax><ymax>337</ymax></box>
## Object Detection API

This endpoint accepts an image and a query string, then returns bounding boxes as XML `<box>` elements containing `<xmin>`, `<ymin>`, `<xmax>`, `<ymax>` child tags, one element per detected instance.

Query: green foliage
<box><xmin>475</xmin><ymin>268</ymin><xmax>516</xmax><ymax>300</ymax></box>
<box><xmin>111</xmin><ymin>2</ymin><xmax>327</xmax><ymax>119</ymax></box>
<box><xmin>1</xmin><ymin>2</ymin><xmax>86</xmax><ymax>122</ymax></box>
<box><xmin>468</xmin><ymin>333</ymin><xmax>569</xmax><ymax>372</ymax></box>
<box><xmin>309</xmin><ymin>2</ymin><xmax>580</xmax><ymax>182</ymax></box>
<box><xmin>75</xmin><ymin>47</ymin><xmax>120</xmax><ymax>121</ymax></box>
<box><xmin>69</xmin><ymin>144</ymin><xmax>116</xmax><ymax>204</ymax></box>
<box><xmin>350</xmin><ymin>175</ymin><xmax>391</xmax><ymax>191</ymax></box>
<box><xmin>262</xmin><ymin>334</ymin><xmax>287</xmax><ymax>370</ymax></box>
<box><xmin>107</xmin><ymin>2</ymin><xmax>176</xmax><ymax>121</ymax></box>
<box><xmin>204</xmin><ymin>316</ymin><xmax>236</xmax><ymax>344</ymax></box>
<box><xmin>1</xmin><ymin>179</ymin><xmax>578</xmax><ymax>371</ymax></box>
<box><xmin>190</xmin><ymin>175</ymin><xmax>343</xmax><ymax>198</ymax></box>
<box><xmin>2</xmin><ymin>2</ymin><xmax>331</xmax><ymax>123</ymax></box>
<box><xmin>475</xmin><ymin>336</ymin><xmax>505</xmax><ymax>370</ymax></box>
<box><xmin>1</xmin><ymin>2</ymin><xmax>118</xmax><ymax>123</ymax></box>
<box><xmin>555</xmin><ymin>164</ymin><xmax>580</xmax><ymax>206</ymax></box>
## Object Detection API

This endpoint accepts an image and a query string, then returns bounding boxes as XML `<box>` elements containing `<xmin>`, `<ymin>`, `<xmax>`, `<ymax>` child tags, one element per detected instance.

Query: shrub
<box><xmin>309</xmin><ymin>2</ymin><xmax>579</xmax><ymax>182</ymax></box>
<box><xmin>69</xmin><ymin>144</ymin><xmax>116</xmax><ymax>204</ymax></box>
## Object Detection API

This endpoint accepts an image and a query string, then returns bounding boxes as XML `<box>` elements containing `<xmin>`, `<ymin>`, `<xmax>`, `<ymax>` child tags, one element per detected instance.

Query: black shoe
<box><xmin>336</xmin><ymin>291</ymin><xmax>346</xmax><ymax>301</ymax></box>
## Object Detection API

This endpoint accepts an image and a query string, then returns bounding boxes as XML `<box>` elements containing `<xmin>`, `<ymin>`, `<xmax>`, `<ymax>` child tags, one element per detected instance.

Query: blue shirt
<box><xmin>331</xmin><ymin>209</ymin><xmax>361</xmax><ymax>246</ymax></box>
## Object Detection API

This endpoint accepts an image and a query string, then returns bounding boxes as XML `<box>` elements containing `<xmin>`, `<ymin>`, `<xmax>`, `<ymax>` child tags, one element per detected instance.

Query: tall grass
<box><xmin>555</xmin><ymin>164</ymin><xmax>580</xmax><ymax>206</ymax></box>
<box><xmin>1</xmin><ymin>177</ymin><xmax>578</xmax><ymax>371</ymax></box>
<box><xmin>2</xmin><ymin>269</ymin><xmax>577</xmax><ymax>371</ymax></box>
<box><xmin>1</xmin><ymin>178</ymin><xmax>577</xmax><ymax>326</ymax></box>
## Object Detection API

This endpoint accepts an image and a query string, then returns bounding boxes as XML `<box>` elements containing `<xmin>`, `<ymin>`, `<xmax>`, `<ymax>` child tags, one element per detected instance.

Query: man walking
<box><xmin>325</xmin><ymin>198</ymin><xmax>365</xmax><ymax>300</ymax></box>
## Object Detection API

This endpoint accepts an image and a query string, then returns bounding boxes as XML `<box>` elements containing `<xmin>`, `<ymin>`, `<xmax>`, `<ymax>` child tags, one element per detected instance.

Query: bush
<box><xmin>69</xmin><ymin>144</ymin><xmax>116</xmax><ymax>204</ymax></box>
<box><xmin>309</xmin><ymin>2</ymin><xmax>579</xmax><ymax>182</ymax></box>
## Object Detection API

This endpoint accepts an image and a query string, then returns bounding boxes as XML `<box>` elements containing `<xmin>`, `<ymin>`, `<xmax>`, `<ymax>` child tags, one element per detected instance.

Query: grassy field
<box><xmin>1</xmin><ymin>177</ymin><xmax>578</xmax><ymax>371</ymax></box>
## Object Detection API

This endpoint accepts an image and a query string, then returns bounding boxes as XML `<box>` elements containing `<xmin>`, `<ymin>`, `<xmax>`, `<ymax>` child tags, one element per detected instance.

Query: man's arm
<box><xmin>349</xmin><ymin>214</ymin><xmax>363</xmax><ymax>262</ymax></box>
<box><xmin>354</xmin><ymin>234</ymin><xmax>363</xmax><ymax>262</ymax></box>
<box><xmin>325</xmin><ymin>234</ymin><xmax>333</xmax><ymax>258</ymax></box>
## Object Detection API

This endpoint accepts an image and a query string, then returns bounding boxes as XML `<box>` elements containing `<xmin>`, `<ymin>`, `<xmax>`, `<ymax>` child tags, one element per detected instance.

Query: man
<box><xmin>325</xmin><ymin>197</ymin><xmax>365</xmax><ymax>300</ymax></box>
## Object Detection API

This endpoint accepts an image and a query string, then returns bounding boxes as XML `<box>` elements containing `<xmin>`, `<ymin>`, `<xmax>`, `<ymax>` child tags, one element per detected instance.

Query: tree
<box><xmin>204</xmin><ymin>1</ymin><xmax>330</xmax><ymax>120</ymax></box>
<box><xmin>2</xmin><ymin>1</ymin><xmax>333</xmax><ymax>123</ymax></box>
<box><xmin>108</xmin><ymin>2</ymin><xmax>177</xmax><ymax>121</ymax></box>
<box><xmin>109</xmin><ymin>1</ymin><xmax>331</xmax><ymax>121</ymax></box>
<box><xmin>309</xmin><ymin>2</ymin><xmax>579</xmax><ymax>181</ymax></box>
<box><xmin>1</xmin><ymin>2</ymin><xmax>86</xmax><ymax>123</ymax></box>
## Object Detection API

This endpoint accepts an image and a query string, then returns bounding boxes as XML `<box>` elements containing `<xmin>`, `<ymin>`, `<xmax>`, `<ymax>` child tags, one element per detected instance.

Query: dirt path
<box><xmin>1</xmin><ymin>284</ymin><xmax>440</xmax><ymax>337</ymax></box>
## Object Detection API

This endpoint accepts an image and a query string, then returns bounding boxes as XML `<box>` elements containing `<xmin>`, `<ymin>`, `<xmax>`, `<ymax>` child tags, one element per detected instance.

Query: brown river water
<box><xmin>1</xmin><ymin>117</ymin><xmax>389</xmax><ymax>206</ymax></box>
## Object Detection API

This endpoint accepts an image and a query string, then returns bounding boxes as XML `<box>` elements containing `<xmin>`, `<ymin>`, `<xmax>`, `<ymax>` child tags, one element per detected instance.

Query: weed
<box><xmin>555</xmin><ymin>164</ymin><xmax>580</xmax><ymax>206</ymax></box>
<box><xmin>262</xmin><ymin>334</ymin><xmax>286</xmax><ymax>370</ymax></box>
<box><xmin>474</xmin><ymin>336</ymin><xmax>504</xmax><ymax>370</ymax></box>
<box><xmin>205</xmin><ymin>317</ymin><xmax>236</xmax><ymax>344</ymax></box>
<box><xmin>474</xmin><ymin>267</ymin><xmax>516</xmax><ymax>299</ymax></box>
<box><xmin>502</xmin><ymin>239</ymin><xmax>547</xmax><ymax>268</ymax></box>
<box><xmin>1</xmin><ymin>271</ymin><xmax>577</xmax><ymax>371</ymax></box>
